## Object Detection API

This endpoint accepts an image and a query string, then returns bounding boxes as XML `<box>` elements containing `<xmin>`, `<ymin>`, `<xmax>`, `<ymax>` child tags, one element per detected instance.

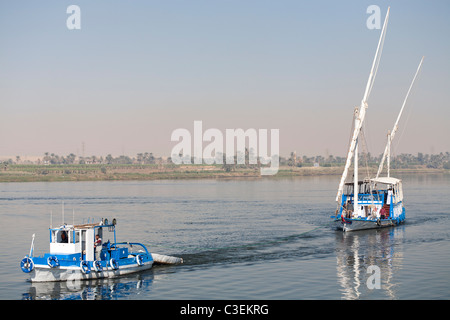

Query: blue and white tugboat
<box><xmin>20</xmin><ymin>218</ymin><xmax>154</xmax><ymax>282</ymax></box>
<box><xmin>332</xmin><ymin>8</ymin><xmax>423</xmax><ymax>232</ymax></box>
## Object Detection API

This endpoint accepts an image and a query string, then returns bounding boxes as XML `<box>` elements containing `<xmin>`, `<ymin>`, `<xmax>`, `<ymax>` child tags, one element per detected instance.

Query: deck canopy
<box><xmin>370</xmin><ymin>177</ymin><xmax>401</xmax><ymax>185</ymax></box>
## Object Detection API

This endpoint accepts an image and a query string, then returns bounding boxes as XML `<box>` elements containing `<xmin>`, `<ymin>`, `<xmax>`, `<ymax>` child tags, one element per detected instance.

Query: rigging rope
<box><xmin>360</xmin><ymin>127</ymin><xmax>373</xmax><ymax>180</ymax></box>
<box><xmin>393</xmin><ymin>102</ymin><xmax>413</xmax><ymax>152</ymax></box>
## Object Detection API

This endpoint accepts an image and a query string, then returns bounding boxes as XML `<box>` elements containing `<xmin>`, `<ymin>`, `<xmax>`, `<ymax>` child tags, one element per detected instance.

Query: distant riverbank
<box><xmin>0</xmin><ymin>164</ymin><xmax>448</xmax><ymax>183</ymax></box>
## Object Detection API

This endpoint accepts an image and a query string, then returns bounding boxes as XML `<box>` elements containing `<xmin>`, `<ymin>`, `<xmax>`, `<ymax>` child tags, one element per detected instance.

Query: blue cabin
<box><xmin>338</xmin><ymin>177</ymin><xmax>405</xmax><ymax>224</ymax></box>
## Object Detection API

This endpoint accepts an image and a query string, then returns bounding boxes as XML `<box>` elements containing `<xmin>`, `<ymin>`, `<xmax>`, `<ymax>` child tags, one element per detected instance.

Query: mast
<box><xmin>354</xmin><ymin>108</ymin><xmax>359</xmax><ymax>215</ymax></box>
<box><xmin>387</xmin><ymin>130</ymin><xmax>391</xmax><ymax>177</ymax></box>
<box><xmin>336</xmin><ymin>7</ymin><xmax>390</xmax><ymax>204</ymax></box>
<box><xmin>376</xmin><ymin>56</ymin><xmax>424</xmax><ymax>178</ymax></box>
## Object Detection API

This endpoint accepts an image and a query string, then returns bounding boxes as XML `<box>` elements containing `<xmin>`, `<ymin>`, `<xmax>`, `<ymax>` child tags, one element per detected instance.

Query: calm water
<box><xmin>0</xmin><ymin>174</ymin><xmax>449</xmax><ymax>300</ymax></box>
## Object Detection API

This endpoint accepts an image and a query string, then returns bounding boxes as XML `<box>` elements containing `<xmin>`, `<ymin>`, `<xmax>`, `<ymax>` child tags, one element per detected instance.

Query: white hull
<box><xmin>29</xmin><ymin>261</ymin><xmax>153</xmax><ymax>283</ymax></box>
<box><xmin>335</xmin><ymin>218</ymin><xmax>395</xmax><ymax>232</ymax></box>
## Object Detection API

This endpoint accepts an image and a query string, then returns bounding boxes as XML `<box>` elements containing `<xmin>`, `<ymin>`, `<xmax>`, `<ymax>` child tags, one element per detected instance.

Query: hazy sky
<box><xmin>1</xmin><ymin>0</ymin><xmax>449</xmax><ymax>159</ymax></box>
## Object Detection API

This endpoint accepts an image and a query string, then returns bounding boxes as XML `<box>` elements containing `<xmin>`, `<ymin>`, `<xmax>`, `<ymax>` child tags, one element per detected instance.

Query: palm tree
<box><xmin>106</xmin><ymin>154</ymin><xmax>113</xmax><ymax>164</ymax></box>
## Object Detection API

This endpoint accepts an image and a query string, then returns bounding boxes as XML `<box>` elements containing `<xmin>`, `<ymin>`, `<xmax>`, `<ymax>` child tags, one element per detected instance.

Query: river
<box><xmin>1</xmin><ymin>174</ymin><xmax>449</xmax><ymax>300</ymax></box>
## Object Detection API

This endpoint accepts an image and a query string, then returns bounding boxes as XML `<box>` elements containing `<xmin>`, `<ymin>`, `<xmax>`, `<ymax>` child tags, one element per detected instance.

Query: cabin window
<box><xmin>51</xmin><ymin>229</ymin><xmax>80</xmax><ymax>244</ymax></box>
<box><xmin>52</xmin><ymin>230</ymin><xmax>69</xmax><ymax>243</ymax></box>
<box><xmin>73</xmin><ymin>230</ymin><xmax>80</xmax><ymax>243</ymax></box>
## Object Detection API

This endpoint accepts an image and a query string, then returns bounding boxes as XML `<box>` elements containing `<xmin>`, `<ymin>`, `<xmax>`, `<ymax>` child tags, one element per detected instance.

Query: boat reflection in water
<box><xmin>335</xmin><ymin>226</ymin><xmax>405</xmax><ymax>299</ymax></box>
<box><xmin>22</xmin><ymin>269</ymin><xmax>155</xmax><ymax>300</ymax></box>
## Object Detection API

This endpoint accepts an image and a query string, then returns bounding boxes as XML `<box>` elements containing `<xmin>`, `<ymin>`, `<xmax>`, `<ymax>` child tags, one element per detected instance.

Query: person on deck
<box><xmin>379</xmin><ymin>207</ymin><xmax>387</xmax><ymax>219</ymax></box>
<box><xmin>94</xmin><ymin>234</ymin><xmax>102</xmax><ymax>260</ymax></box>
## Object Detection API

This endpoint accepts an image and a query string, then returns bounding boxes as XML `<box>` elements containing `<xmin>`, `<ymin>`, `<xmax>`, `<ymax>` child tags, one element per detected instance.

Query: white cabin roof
<box><xmin>370</xmin><ymin>177</ymin><xmax>401</xmax><ymax>185</ymax></box>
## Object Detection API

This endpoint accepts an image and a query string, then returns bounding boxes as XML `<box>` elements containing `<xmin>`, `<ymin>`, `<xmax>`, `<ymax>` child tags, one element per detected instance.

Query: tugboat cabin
<box><xmin>49</xmin><ymin>218</ymin><xmax>118</xmax><ymax>263</ymax></box>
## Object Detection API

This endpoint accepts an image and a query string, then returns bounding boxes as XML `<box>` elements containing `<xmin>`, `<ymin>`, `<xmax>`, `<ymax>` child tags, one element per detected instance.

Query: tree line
<box><xmin>4</xmin><ymin>151</ymin><xmax>450</xmax><ymax>169</ymax></box>
<box><xmin>284</xmin><ymin>151</ymin><xmax>450</xmax><ymax>169</ymax></box>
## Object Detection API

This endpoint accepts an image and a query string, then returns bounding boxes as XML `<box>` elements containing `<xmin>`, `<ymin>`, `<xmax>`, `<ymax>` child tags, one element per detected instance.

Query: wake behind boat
<box><xmin>332</xmin><ymin>7</ymin><xmax>423</xmax><ymax>232</ymax></box>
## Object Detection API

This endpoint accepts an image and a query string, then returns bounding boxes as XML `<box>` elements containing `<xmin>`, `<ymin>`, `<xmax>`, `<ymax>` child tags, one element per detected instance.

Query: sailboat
<box><xmin>332</xmin><ymin>7</ymin><xmax>424</xmax><ymax>232</ymax></box>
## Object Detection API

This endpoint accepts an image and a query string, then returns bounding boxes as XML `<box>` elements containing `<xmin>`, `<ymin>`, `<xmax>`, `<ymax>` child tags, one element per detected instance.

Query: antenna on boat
<box><xmin>50</xmin><ymin>210</ymin><xmax>53</xmax><ymax>228</ymax></box>
<box><xmin>376</xmin><ymin>56</ymin><xmax>425</xmax><ymax>178</ymax></box>
<box><xmin>73</xmin><ymin>208</ymin><xmax>75</xmax><ymax>226</ymax></box>
<box><xmin>29</xmin><ymin>234</ymin><xmax>35</xmax><ymax>258</ymax></box>
<box><xmin>62</xmin><ymin>201</ymin><xmax>65</xmax><ymax>225</ymax></box>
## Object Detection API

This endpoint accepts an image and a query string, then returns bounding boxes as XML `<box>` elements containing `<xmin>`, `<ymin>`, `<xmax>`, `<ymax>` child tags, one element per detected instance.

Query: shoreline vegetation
<box><xmin>2</xmin><ymin>151</ymin><xmax>449</xmax><ymax>182</ymax></box>
<box><xmin>0</xmin><ymin>163</ymin><xmax>448</xmax><ymax>183</ymax></box>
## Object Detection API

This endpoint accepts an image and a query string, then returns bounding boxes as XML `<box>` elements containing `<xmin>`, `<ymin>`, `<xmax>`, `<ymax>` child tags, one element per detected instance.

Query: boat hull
<box><xmin>334</xmin><ymin>217</ymin><xmax>398</xmax><ymax>232</ymax></box>
<box><xmin>28</xmin><ymin>261</ymin><xmax>153</xmax><ymax>283</ymax></box>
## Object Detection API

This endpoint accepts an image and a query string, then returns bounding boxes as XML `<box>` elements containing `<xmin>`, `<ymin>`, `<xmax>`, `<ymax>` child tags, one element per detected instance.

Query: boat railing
<box><xmin>359</xmin><ymin>193</ymin><xmax>383</xmax><ymax>202</ymax></box>
<box><xmin>343</xmin><ymin>193</ymin><xmax>384</xmax><ymax>202</ymax></box>
<box><xmin>111</xmin><ymin>242</ymin><xmax>149</xmax><ymax>255</ymax></box>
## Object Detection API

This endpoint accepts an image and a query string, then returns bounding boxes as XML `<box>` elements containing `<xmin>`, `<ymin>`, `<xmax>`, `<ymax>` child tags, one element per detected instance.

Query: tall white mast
<box><xmin>376</xmin><ymin>56</ymin><xmax>424</xmax><ymax>178</ymax></box>
<box><xmin>354</xmin><ymin>108</ymin><xmax>359</xmax><ymax>215</ymax></box>
<box><xmin>336</xmin><ymin>7</ymin><xmax>390</xmax><ymax>204</ymax></box>
<box><xmin>387</xmin><ymin>130</ymin><xmax>391</xmax><ymax>177</ymax></box>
